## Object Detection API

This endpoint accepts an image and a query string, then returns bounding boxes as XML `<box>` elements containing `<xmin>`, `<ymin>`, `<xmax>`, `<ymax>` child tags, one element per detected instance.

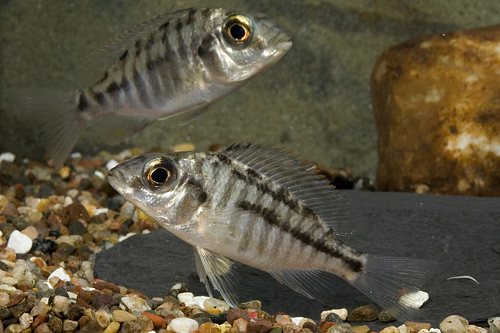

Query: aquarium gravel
<box><xmin>0</xmin><ymin>147</ymin><xmax>494</xmax><ymax>333</ymax></box>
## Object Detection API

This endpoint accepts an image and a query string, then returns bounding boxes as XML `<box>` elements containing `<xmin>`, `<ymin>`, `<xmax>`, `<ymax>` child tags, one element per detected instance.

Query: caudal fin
<box><xmin>10</xmin><ymin>88</ymin><xmax>85</xmax><ymax>168</ymax></box>
<box><xmin>349</xmin><ymin>255</ymin><xmax>438</xmax><ymax>322</ymax></box>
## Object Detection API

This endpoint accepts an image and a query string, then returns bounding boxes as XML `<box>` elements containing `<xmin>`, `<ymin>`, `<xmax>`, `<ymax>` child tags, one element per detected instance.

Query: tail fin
<box><xmin>349</xmin><ymin>255</ymin><xmax>438</xmax><ymax>322</ymax></box>
<box><xmin>10</xmin><ymin>88</ymin><xmax>85</xmax><ymax>168</ymax></box>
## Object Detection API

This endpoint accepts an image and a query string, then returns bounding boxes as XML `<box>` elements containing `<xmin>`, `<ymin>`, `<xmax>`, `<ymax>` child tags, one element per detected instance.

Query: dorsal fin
<box><xmin>222</xmin><ymin>143</ymin><xmax>353</xmax><ymax>236</ymax></box>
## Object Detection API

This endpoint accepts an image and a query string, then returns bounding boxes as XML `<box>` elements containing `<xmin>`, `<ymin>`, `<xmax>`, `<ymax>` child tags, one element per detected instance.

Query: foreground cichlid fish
<box><xmin>21</xmin><ymin>8</ymin><xmax>291</xmax><ymax>167</ymax></box>
<box><xmin>108</xmin><ymin>143</ymin><xmax>436</xmax><ymax>320</ymax></box>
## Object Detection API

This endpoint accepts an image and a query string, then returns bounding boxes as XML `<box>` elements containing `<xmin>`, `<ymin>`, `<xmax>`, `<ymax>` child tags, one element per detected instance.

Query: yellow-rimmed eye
<box><xmin>144</xmin><ymin>158</ymin><xmax>178</xmax><ymax>191</ymax></box>
<box><xmin>147</xmin><ymin>166</ymin><xmax>170</xmax><ymax>185</ymax></box>
<box><xmin>223</xmin><ymin>14</ymin><xmax>253</xmax><ymax>47</ymax></box>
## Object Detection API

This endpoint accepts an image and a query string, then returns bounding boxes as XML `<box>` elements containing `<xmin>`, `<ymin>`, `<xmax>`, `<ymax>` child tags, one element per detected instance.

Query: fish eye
<box><xmin>223</xmin><ymin>14</ymin><xmax>253</xmax><ymax>47</ymax></box>
<box><xmin>144</xmin><ymin>158</ymin><xmax>178</xmax><ymax>191</ymax></box>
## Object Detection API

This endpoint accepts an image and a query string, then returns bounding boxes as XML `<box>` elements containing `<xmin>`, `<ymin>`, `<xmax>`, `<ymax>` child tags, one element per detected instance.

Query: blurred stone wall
<box><xmin>1</xmin><ymin>0</ymin><xmax>500</xmax><ymax>178</ymax></box>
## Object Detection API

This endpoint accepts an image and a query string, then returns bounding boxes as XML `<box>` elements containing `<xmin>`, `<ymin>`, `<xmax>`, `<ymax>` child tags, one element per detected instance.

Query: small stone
<box><xmin>112</xmin><ymin>309</ymin><xmax>137</xmax><ymax>322</ymax></box>
<box><xmin>320</xmin><ymin>322</ymin><xmax>338</xmax><ymax>333</ymax></box>
<box><xmin>347</xmin><ymin>305</ymin><xmax>378</xmax><ymax>322</ymax></box>
<box><xmin>325</xmin><ymin>312</ymin><xmax>344</xmax><ymax>324</ymax></box>
<box><xmin>63</xmin><ymin>319</ymin><xmax>79</xmax><ymax>332</ymax></box>
<box><xmin>103</xmin><ymin>321</ymin><xmax>121</xmax><ymax>333</ymax></box>
<box><xmin>120</xmin><ymin>295</ymin><xmax>151</xmax><ymax>313</ymax></box>
<box><xmin>247</xmin><ymin>319</ymin><xmax>273</xmax><ymax>333</ymax></box>
<box><xmin>31</xmin><ymin>238</ymin><xmax>57</xmax><ymax>253</ymax></box>
<box><xmin>91</xmin><ymin>292</ymin><xmax>119</xmax><ymax>308</ymax></box>
<box><xmin>378</xmin><ymin>310</ymin><xmax>396</xmax><ymax>323</ymax></box>
<box><xmin>30</xmin><ymin>301</ymin><xmax>50</xmax><ymax>316</ymax></box>
<box><xmin>12</xmin><ymin>216</ymin><xmax>30</xmax><ymax>231</ymax></box>
<box><xmin>269</xmin><ymin>328</ymin><xmax>283</xmax><ymax>333</ymax></box>
<box><xmin>303</xmin><ymin>322</ymin><xmax>323</xmax><ymax>333</ymax></box>
<box><xmin>67</xmin><ymin>304</ymin><xmax>85</xmax><ymax>321</ymax></box>
<box><xmin>439</xmin><ymin>315</ymin><xmax>468</xmax><ymax>333</ymax></box>
<box><xmin>227</xmin><ymin>307</ymin><xmax>251</xmax><ymax>324</ymax></box>
<box><xmin>405</xmin><ymin>322</ymin><xmax>431</xmax><ymax>333</ymax></box>
<box><xmin>95</xmin><ymin>309</ymin><xmax>111</xmax><ymax>328</ymax></box>
<box><xmin>21</xmin><ymin>225</ymin><xmax>39</xmax><ymax>240</ymax></box>
<box><xmin>10</xmin><ymin>301</ymin><xmax>31</xmax><ymax>318</ymax></box>
<box><xmin>19</xmin><ymin>312</ymin><xmax>33</xmax><ymax>329</ymax></box>
<box><xmin>327</xmin><ymin>324</ymin><xmax>353</xmax><ymax>333</ymax></box>
<box><xmin>60</xmin><ymin>203</ymin><xmax>91</xmax><ymax>225</ymax></box>
<box><xmin>7</xmin><ymin>230</ymin><xmax>33</xmax><ymax>254</ymax></box>
<box><xmin>282</xmin><ymin>323</ymin><xmax>301</xmax><ymax>333</ymax></box>
<box><xmin>79</xmin><ymin>320</ymin><xmax>105</xmax><ymax>333</ymax></box>
<box><xmin>169</xmin><ymin>317</ymin><xmax>200</xmax><ymax>333</ymax></box>
<box><xmin>489</xmin><ymin>318</ymin><xmax>500</xmax><ymax>333</ymax></box>
<box><xmin>467</xmin><ymin>325</ymin><xmax>488</xmax><ymax>333</ymax></box>
<box><xmin>234</xmin><ymin>318</ymin><xmax>249</xmax><ymax>333</ymax></box>
<box><xmin>142</xmin><ymin>312</ymin><xmax>167</xmax><ymax>329</ymax></box>
<box><xmin>0</xmin><ymin>292</ymin><xmax>8</xmax><ymax>306</ymax></box>
<box><xmin>48</xmin><ymin>315</ymin><xmax>63</xmax><ymax>333</ymax></box>
<box><xmin>35</xmin><ymin>323</ymin><xmax>53</xmax><ymax>333</ymax></box>
<box><xmin>51</xmin><ymin>295</ymin><xmax>70</xmax><ymax>316</ymax></box>
<box><xmin>351</xmin><ymin>325</ymin><xmax>370</xmax><ymax>333</ymax></box>
<box><xmin>78</xmin><ymin>315</ymin><xmax>91</xmax><ymax>328</ymax></box>
<box><xmin>380</xmin><ymin>327</ymin><xmax>397</xmax><ymax>333</ymax></box>
<box><xmin>321</xmin><ymin>309</ymin><xmax>348</xmax><ymax>322</ymax></box>
<box><xmin>94</xmin><ymin>281</ymin><xmax>121</xmax><ymax>293</ymax></box>
<box><xmin>68</xmin><ymin>220</ymin><xmax>87</xmax><ymax>235</ymax></box>
<box><xmin>137</xmin><ymin>314</ymin><xmax>155</xmax><ymax>332</ymax></box>
<box><xmin>238</xmin><ymin>300</ymin><xmax>262</xmax><ymax>311</ymax></box>
<box><xmin>121</xmin><ymin>321</ymin><xmax>142</xmax><ymax>333</ymax></box>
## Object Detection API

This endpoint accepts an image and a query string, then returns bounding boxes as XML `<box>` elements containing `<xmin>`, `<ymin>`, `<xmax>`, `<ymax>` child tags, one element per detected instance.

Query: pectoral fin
<box><xmin>193</xmin><ymin>246</ymin><xmax>240</xmax><ymax>307</ymax></box>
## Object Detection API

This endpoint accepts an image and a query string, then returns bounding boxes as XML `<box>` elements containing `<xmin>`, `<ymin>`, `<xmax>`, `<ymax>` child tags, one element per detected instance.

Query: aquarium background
<box><xmin>1</xmin><ymin>0</ymin><xmax>500</xmax><ymax>178</ymax></box>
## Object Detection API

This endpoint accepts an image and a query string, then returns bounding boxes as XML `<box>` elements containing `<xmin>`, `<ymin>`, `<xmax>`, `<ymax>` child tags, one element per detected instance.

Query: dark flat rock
<box><xmin>94</xmin><ymin>190</ymin><xmax>500</xmax><ymax>328</ymax></box>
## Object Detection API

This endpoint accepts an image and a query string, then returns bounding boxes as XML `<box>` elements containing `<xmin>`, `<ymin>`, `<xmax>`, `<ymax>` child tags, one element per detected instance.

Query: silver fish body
<box><xmin>108</xmin><ymin>143</ymin><xmax>435</xmax><ymax>321</ymax></box>
<box><xmin>24</xmin><ymin>8</ymin><xmax>291</xmax><ymax>167</ymax></box>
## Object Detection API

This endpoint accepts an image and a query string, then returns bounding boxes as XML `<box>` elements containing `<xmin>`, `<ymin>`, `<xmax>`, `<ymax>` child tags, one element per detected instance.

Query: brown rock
<box><xmin>33</xmin><ymin>313</ymin><xmax>49</xmax><ymax>328</ymax></box>
<box><xmin>247</xmin><ymin>319</ymin><xmax>273</xmax><ymax>333</ymax></box>
<box><xmin>60</xmin><ymin>203</ymin><xmax>91</xmax><ymax>225</ymax></box>
<box><xmin>35</xmin><ymin>323</ymin><xmax>53</xmax><ymax>333</ymax></box>
<box><xmin>321</xmin><ymin>323</ymin><xmax>339</xmax><ymax>333</ymax></box>
<box><xmin>404</xmin><ymin>322</ymin><xmax>432</xmax><ymax>333</ymax></box>
<box><xmin>142</xmin><ymin>312</ymin><xmax>167</xmax><ymax>330</ymax></box>
<box><xmin>79</xmin><ymin>320</ymin><xmax>105</xmax><ymax>333</ymax></box>
<box><xmin>372</xmin><ymin>24</ymin><xmax>500</xmax><ymax>196</ymax></box>
<box><xmin>227</xmin><ymin>307</ymin><xmax>251</xmax><ymax>324</ymax></box>
<box><xmin>78</xmin><ymin>315</ymin><xmax>91</xmax><ymax>328</ymax></box>
<box><xmin>93</xmin><ymin>281</ymin><xmax>121</xmax><ymax>293</ymax></box>
<box><xmin>347</xmin><ymin>305</ymin><xmax>378</xmax><ymax>322</ymax></box>
<box><xmin>303</xmin><ymin>322</ymin><xmax>323</xmax><ymax>333</ymax></box>
<box><xmin>48</xmin><ymin>316</ymin><xmax>63</xmax><ymax>333</ymax></box>
<box><xmin>121</xmin><ymin>320</ymin><xmax>142</xmax><ymax>333</ymax></box>
<box><xmin>7</xmin><ymin>293</ymin><xmax>27</xmax><ymax>307</ymax></box>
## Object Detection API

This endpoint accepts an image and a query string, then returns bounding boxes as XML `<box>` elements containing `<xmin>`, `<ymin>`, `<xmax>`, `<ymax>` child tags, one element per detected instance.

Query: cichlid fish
<box><xmin>19</xmin><ymin>8</ymin><xmax>291</xmax><ymax>167</ymax></box>
<box><xmin>108</xmin><ymin>143</ymin><xmax>436</xmax><ymax>320</ymax></box>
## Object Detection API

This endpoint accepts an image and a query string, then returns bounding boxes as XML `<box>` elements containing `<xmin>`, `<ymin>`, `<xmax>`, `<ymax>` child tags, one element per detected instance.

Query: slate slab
<box><xmin>94</xmin><ymin>190</ymin><xmax>500</xmax><ymax>328</ymax></box>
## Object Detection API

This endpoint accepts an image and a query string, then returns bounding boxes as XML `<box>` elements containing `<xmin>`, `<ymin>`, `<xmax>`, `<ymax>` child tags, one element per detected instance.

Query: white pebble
<box><xmin>7</xmin><ymin>230</ymin><xmax>33</xmax><ymax>254</ymax></box>
<box><xmin>168</xmin><ymin>318</ymin><xmax>199</xmax><ymax>333</ymax></box>
<box><xmin>0</xmin><ymin>284</ymin><xmax>17</xmax><ymax>294</ymax></box>
<box><xmin>94</xmin><ymin>208</ymin><xmax>109</xmax><ymax>215</ymax></box>
<box><xmin>120</xmin><ymin>296</ymin><xmax>151</xmax><ymax>313</ymax></box>
<box><xmin>70</xmin><ymin>152</ymin><xmax>82</xmax><ymax>159</ymax></box>
<box><xmin>0</xmin><ymin>152</ymin><xmax>15</xmax><ymax>163</ymax></box>
<box><xmin>48</xmin><ymin>267</ymin><xmax>71</xmax><ymax>284</ymax></box>
<box><xmin>19</xmin><ymin>313</ymin><xmax>33</xmax><ymax>329</ymax></box>
<box><xmin>106</xmin><ymin>159</ymin><xmax>119</xmax><ymax>170</ymax></box>
<box><xmin>321</xmin><ymin>308</ymin><xmax>348</xmax><ymax>321</ymax></box>
<box><xmin>94</xmin><ymin>170</ymin><xmax>105</xmax><ymax>179</ymax></box>
<box><xmin>177</xmin><ymin>292</ymin><xmax>194</xmax><ymax>304</ymax></box>
<box><xmin>119</xmin><ymin>232</ymin><xmax>137</xmax><ymax>242</ymax></box>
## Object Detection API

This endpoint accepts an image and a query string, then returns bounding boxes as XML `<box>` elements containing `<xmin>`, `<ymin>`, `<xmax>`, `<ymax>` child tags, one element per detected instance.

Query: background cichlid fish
<box><xmin>18</xmin><ymin>8</ymin><xmax>291</xmax><ymax>167</ymax></box>
<box><xmin>108</xmin><ymin>143</ymin><xmax>437</xmax><ymax>321</ymax></box>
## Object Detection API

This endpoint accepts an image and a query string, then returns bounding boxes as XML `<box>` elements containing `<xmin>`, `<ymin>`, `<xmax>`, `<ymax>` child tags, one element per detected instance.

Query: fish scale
<box><xmin>108</xmin><ymin>143</ymin><xmax>438</xmax><ymax>321</ymax></box>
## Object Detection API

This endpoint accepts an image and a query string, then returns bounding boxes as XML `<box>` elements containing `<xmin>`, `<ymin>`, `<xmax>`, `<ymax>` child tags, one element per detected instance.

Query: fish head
<box><xmin>108</xmin><ymin>153</ymin><xmax>204</xmax><ymax>227</ymax></box>
<box><xmin>201</xmin><ymin>9</ymin><xmax>292</xmax><ymax>83</ymax></box>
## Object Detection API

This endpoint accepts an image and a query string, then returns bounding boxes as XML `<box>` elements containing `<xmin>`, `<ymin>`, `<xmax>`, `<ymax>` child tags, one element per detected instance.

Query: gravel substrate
<box><xmin>0</xmin><ymin>146</ymin><xmax>496</xmax><ymax>333</ymax></box>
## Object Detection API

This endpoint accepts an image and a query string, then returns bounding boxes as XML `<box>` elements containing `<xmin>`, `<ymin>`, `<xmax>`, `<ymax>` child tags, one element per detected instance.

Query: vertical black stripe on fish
<box><xmin>91</xmin><ymin>91</ymin><xmax>106</xmax><ymax>106</ymax></box>
<box><xmin>134</xmin><ymin>40</ymin><xmax>142</xmax><ymax>57</ymax></box>
<box><xmin>236</xmin><ymin>200</ymin><xmax>363</xmax><ymax>273</ymax></box>
<box><xmin>77</xmin><ymin>92</ymin><xmax>89</xmax><ymax>112</ymax></box>
<box><xmin>186</xmin><ymin>8</ymin><xmax>197</xmax><ymax>26</ymax></box>
<box><xmin>119</xmin><ymin>49</ymin><xmax>129</xmax><ymax>62</ymax></box>
<box><xmin>145</xmin><ymin>34</ymin><xmax>155</xmax><ymax>51</ymax></box>
<box><xmin>186</xmin><ymin>178</ymin><xmax>208</xmax><ymax>204</ymax></box>
<box><xmin>132</xmin><ymin>68</ymin><xmax>152</xmax><ymax>109</ymax></box>
<box><xmin>105</xmin><ymin>81</ymin><xmax>120</xmax><ymax>101</ymax></box>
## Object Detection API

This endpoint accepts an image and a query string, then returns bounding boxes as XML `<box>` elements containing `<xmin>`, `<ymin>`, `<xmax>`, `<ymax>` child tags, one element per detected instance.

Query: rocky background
<box><xmin>2</xmin><ymin>1</ymin><xmax>500</xmax><ymax>180</ymax></box>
